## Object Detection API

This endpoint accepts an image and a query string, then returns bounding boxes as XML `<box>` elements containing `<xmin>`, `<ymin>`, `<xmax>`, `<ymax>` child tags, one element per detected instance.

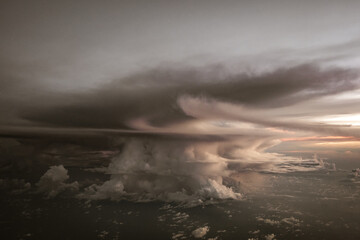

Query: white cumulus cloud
<box><xmin>192</xmin><ymin>226</ymin><xmax>209</xmax><ymax>238</ymax></box>
<box><xmin>36</xmin><ymin>165</ymin><xmax>79</xmax><ymax>198</ymax></box>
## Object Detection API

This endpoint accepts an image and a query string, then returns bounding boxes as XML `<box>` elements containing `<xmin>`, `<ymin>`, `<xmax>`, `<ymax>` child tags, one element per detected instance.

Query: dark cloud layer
<box><xmin>18</xmin><ymin>64</ymin><xmax>358</xmax><ymax>130</ymax></box>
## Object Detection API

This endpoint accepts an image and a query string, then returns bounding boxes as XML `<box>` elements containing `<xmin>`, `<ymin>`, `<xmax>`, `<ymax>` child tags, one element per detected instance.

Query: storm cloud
<box><xmin>16</xmin><ymin>64</ymin><xmax>359</xmax><ymax>132</ymax></box>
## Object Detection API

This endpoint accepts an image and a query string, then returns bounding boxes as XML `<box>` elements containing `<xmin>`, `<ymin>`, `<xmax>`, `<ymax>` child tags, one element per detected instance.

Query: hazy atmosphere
<box><xmin>1</xmin><ymin>1</ymin><xmax>360</xmax><ymax>239</ymax></box>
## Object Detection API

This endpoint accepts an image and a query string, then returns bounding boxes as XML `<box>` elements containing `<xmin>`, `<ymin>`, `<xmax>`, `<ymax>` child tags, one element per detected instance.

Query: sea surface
<box><xmin>1</xmin><ymin>166</ymin><xmax>360</xmax><ymax>240</ymax></box>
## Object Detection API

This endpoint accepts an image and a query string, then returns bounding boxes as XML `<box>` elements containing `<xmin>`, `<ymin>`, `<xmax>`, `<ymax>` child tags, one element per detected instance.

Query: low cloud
<box><xmin>264</xmin><ymin>234</ymin><xmax>276</xmax><ymax>240</ymax></box>
<box><xmin>256</xmin><ymin>217</ymin><xmax>280</xmax><ymax>226</ymax></box>
<box><xmin>36</xmin><ymin>165</ymin><xmax>79</xmax><ymax>198</ymax></box>
<box><xmin>192</xmin><ymin>226</ymin><xmax>209</xmax><ymax>238</ymax></box>
<box><xmin>281</xmin><ymin>217</ymin><xmax>301</xmax><ymax>227</ymax></box>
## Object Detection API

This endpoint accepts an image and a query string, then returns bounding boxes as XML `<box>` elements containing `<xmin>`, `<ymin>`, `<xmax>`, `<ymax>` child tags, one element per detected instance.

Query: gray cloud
<box><xmin>17</xmin><ymin>64</ymin><xmax>358</xmax><ymax>131</ymax></box>
<box><xmin>36</xmin><ymin>165</ymin><xmax>79</xmax><ymax>198</ymax></box>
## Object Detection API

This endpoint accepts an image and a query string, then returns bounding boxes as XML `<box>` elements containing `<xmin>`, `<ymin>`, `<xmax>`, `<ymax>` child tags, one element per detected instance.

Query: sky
<box><xmin>1</xmin><ymin>0</ymin><xmax>360</xmax><ymax>202</ymax></box>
